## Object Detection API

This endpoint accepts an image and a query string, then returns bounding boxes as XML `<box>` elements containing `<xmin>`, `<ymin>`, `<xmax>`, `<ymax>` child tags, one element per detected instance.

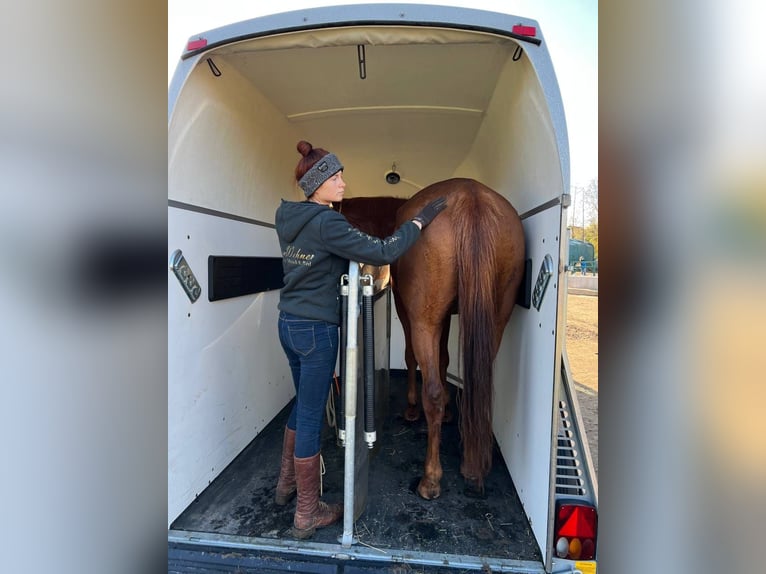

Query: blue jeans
<box><xmin>278</xmin><ymin>311</ymin><xmax>339</xmax><ymax>458</ymax></box>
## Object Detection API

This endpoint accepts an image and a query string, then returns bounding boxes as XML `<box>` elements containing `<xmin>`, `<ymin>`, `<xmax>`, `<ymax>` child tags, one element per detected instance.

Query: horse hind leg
<box><xmin>404</xmin><ymin>342</ymin><xmax>420</xmax><ymax>422</ymax></box>
<box><xmin>396</xmin><ymin>294</ymin><xmax>421</xmax><ymax>422</ymax></box>
<box><xmin>414</xmin><ymin>331</ymin><xmax>447</xmax><ymax>500</ymax></box>
<box><xmin>460</xmin><ymin>279</ymin><xmax>519</xmax><ymax>497</ymax></box>
<box><xmin>439</xmin><ymin>315</ymin><xmax>453</xmax><ymax>423</ymax></box>
<box><xmin>460</xmin><ymin>460</ymin><xmax>486</xmax><ymax>497</ymax></box>
<box><xmin>460</xmin><ymin>433</ymin><xmax>489</xmax><ymax>497</ymax></box>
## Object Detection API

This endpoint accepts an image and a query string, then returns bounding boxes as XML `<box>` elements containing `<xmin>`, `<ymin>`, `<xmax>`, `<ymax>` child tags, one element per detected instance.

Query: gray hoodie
<box><xmin>275</xmin><ymin>199</ymin><xmax>420</xmax><ymax>324</ymax></box>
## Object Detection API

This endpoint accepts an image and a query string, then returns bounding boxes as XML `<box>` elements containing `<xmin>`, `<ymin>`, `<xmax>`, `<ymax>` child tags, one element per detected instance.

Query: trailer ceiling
<box><xmin>206</xmin><ymin>26</ymin><xmax>522</xmax><ymax>195</ymax></box>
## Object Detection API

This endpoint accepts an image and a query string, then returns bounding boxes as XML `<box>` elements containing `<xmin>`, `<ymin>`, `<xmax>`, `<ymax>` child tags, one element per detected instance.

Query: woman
<box><xmin>274</xmin><ymin>140</ymin><xmax>446</xmax><ymax>539</ymax></box>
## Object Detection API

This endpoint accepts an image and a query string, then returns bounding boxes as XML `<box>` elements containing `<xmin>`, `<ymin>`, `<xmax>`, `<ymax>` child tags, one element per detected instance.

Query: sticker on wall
<box><xmin>532</xmin><ymin>254</ymin><xmax>554</xmax><ymax>311</ymax></box>
<box><xmin>170</xmin><ymin>249</ymin><xmax>201</xmax><ymax>303</ymax></box>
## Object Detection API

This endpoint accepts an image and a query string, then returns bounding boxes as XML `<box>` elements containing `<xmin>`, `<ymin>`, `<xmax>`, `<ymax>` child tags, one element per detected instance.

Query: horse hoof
<box><xmin>463</xmin><ymin>478</ymin><xmax>486</xmax><ymax>499</ymax></box>
<box><xmin>404</xmin><ymin>406</ymin><xmax>420</xmax><ymax>422</ymax></box>
<box><xmin>417</xmin><ymin>479</ymin><xmax>441</xmax><ymax>500</ymax></box>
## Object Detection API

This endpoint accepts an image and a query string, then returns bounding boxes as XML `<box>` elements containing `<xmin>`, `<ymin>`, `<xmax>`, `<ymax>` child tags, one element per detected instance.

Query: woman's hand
<box><xmin>412</xmin><ymin>197</ymin><xmax>448</xmax><ymax>229</ymax></box>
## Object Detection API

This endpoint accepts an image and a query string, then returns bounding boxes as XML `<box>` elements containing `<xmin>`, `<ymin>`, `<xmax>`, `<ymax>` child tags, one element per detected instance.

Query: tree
<box><xmin>583</xmin><ymin>178</ymin><xmax>598</xmax><ymax>227</ymax></box>
<box><xmin>584</xmin><ymin>221</ymin><xmax>598</xmax><ymax>260</ymax></box>
<box><xmin>568</xmin><ymin>178</ymin><xmax>598</xmax><ymax>262</ymax></box>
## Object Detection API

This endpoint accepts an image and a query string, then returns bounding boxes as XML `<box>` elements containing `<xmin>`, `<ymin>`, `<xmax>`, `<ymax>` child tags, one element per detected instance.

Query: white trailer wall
<box><xmin>168</xmin><ymin>62</ymin><xmax>304</xmax><ymax>525</ymax></box>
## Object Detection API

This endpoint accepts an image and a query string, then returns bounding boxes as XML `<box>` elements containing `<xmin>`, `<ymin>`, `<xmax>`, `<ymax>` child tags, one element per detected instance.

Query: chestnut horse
<box><xmin>338</xmin><ymin>178</ymin><xmax>525</xmax><ymax>499</ymax></box>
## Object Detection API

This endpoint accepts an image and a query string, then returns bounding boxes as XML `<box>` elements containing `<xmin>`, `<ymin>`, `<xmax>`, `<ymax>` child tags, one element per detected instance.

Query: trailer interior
<box><xmin>169</xmin><ymin>6</ymin><xmax>592</xmax><ymax>572</ymax></box>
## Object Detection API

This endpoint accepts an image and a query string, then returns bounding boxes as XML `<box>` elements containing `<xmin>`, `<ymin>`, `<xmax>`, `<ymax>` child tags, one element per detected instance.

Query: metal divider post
<box><xmin>340</xmin><ymin>262</ymin><xmax>359</xmax><ymax>547</ymax></box>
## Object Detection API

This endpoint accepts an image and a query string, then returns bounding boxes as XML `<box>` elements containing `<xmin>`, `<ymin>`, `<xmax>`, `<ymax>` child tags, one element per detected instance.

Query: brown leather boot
<box><xmin>274</xmin><ymin>427</ymin><xmax>296</xmax><ymax>505</ymax></box>
<box><xmin>292</xmin><ymin>453</ymin><xmax>342</xmax><ymax>539</ymax></box>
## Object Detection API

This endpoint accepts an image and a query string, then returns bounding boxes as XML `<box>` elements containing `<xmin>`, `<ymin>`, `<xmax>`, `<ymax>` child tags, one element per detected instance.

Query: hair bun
<box><xmin>297</xmin><ymin>140</ymin><xmax>313</xmax><ymax>157</ymax></box>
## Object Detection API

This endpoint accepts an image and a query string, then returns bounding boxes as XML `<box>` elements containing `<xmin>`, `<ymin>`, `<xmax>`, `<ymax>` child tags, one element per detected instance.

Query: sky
<box><xmin>168</xmin><ymin>0</ymin><xmax>597</xmax><ymax>189</ymax></box>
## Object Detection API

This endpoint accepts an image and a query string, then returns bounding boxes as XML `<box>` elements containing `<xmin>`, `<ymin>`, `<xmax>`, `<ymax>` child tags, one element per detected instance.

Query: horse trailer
<box><xmin>168</xmin><ymin>4</ymin><xmax>597</xmax><ymax>573</ymax></box>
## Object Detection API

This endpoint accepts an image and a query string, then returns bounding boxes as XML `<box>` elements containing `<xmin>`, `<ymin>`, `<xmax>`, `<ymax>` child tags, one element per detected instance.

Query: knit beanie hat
<box><xmin>298</xmin><ymin>153</ymin><xmax>344</xmax><ymax>197</ymax></box>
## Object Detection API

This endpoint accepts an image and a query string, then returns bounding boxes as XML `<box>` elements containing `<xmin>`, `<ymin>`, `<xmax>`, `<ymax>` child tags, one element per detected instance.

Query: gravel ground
<box><xmin>566</xmin><ymin>293</ymin><xmax>598</xmax><ymax>476</ymax></box>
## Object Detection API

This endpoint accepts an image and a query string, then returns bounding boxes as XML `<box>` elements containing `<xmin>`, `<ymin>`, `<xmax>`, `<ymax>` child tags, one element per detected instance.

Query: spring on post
<box><xmin>338</xmin><ymin>275</ymin><xmax>349</xmax><ymax>444</ymax></box>
<box><xmin>361</xmin><ymin>275</ymin><xmax>376</xmax><ymax>448</ymax></box>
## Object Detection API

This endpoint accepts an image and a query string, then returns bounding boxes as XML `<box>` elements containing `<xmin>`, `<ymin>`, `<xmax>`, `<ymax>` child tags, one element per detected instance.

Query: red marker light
<box><xmin>512</xmin><ymin>25</ymin><xmax>537</xmax><ymax>37</ymax></box>
<box><xmin>187</xmin><ymin>38</ymin><xmax>208</xmax><ymax>51</ymax></box>
<box><xmin>554</xmin><ymin>503</ymin><xmax>597</xmax><ymax>560</ymax></box>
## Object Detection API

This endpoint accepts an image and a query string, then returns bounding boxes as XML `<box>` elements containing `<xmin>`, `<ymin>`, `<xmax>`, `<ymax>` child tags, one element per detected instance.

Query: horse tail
<box><xmin>453</xmin><ymin>186</ymin><xmax>501</xmax><ymax>483</ymax></box>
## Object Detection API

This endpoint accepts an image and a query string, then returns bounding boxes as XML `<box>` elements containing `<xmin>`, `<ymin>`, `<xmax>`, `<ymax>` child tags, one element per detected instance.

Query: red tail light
<box><xmin>512</xmin><ymin>25</ymin><xmax>537</xmax><ymax>37</ymax></box>
<box><xmin>554</xmin><ymin>502</ymin><xmax>597</xmax><ymax>560</ymax></box>
<box><xmin>187</xmin><ymin>38</ymin><xmax>208</xmax><ymax>51</ymax></box>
